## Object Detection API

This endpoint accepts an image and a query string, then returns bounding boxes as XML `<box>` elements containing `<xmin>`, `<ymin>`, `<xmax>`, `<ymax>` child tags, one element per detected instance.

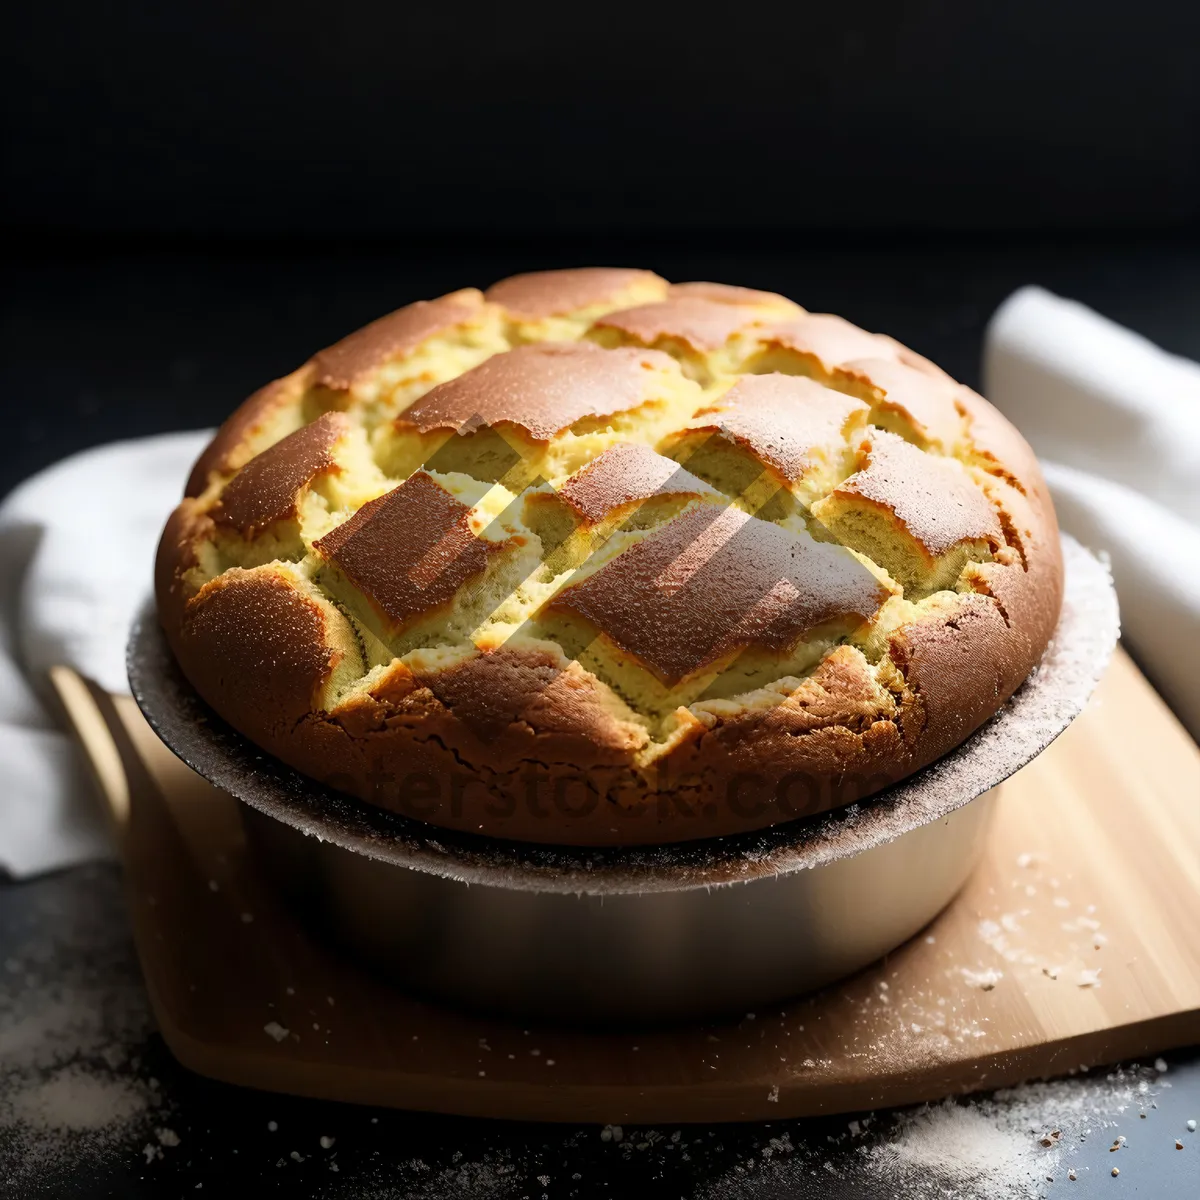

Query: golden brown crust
<box><xmin>838</xmin><ymin>357</ymin><xmax>967</xmax><ymax>451</ymax></box>
<box><xmin>752</xmin><ymin>313</ymin><xmax>897</xmax><ymax>374</ymax></box>
<box><xmin>685</xmin><ymin>373</ymin><xmax>867</xmax><ymax>482</ymax></box>
<box><xmin>554</xmin><ymin>442</ymin><xmax>719</xmax><ymax>524</ymax></box>
<box><xmin>171</xmin><ymin>567</ymin><xmax>358</xmax><ymax>740</ymax></box>
<box><xmin>154</xmin><ymin>498</ymin><xmax>215</xmax><ymax>633</ymax></box>
<box><xmin>395</xmin><ymin>342</ymin><xmax>677</xmax><ymax>441</ymax></box>
<box><xmin>875</xmin><ymin>334</ymin><xmax>954</xmax><ymax>380</ymax></box>
<box><xmin>830</xmin><ymin>430</ymin><xmax>1003</xmax><ymax>557</ymax></box>
<box><xmin>486</xmin><ymin>268</ymin><xmax>666</xmax><ymax>319</ymax></box>
<box><xmin>592</xmin><ymin>298</ymin><xmax>774</xmax><ymax>353</ymax></box>
<box><xmin>158</xmin><ymin>269</ymin><xmax>1064</xmax><ymax>846</ymax></box>
<box><xmin>408</xmin><ymin>646</ymin><xmax>648</xmax><ymax>765</ymax></box>
<box><xmin>311</xmin><ymin>289</ymin><xmax>485</xmax><ymax>392</ymax></box>
<box><xmin>184</xmin><ymin>365</ymin><xmax>314</xmax><ymax>497</ymax></box>
<box><xmin>889</xmin><ymin>594</ymin><xmax>1026</xmax><ymax>755</ymax></box>
<box><xmin>955</xmin><ymin>385</ymin><xmax>1044</xmax><ymax>498</ymax></box>
<box><xmin>668</xmin><ymin>281</ymin><xmax>800</xmax><ymax>310</ymax></box>
<box><xmin>549</xmin><ymin>505</ymin><xmax>890</xmax><ymax>685</ymax></box>
<box><xmin>314</xmin><ymin>471</ymin><xmax>512</xmax><ymax>633</ymax></box>
<box><xmin>215</xmin><ymin>411</ymin><xmax>349</xmax><ymax>537</ymax></box>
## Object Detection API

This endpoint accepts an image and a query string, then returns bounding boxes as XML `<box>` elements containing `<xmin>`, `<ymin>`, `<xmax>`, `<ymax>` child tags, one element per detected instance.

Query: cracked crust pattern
<box><xmin>158</xmin><ymin>269</ymin><xmax>1063</xmax><ymax>845</ymax></box>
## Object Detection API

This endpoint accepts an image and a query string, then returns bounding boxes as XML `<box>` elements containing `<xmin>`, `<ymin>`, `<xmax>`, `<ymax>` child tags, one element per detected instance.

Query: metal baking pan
<box><xmin>128</xmin><ymin>537</ymin><xmax>1117</xmax><ymax>1023</ymax></box>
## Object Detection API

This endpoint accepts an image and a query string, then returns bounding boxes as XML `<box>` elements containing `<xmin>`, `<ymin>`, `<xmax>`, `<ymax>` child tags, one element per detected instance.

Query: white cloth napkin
<box><xmin>0</xmin><ymin>431</ymin><xmax>210</xmax><ymax>877</ymax></box>
<box><xmin>1</xmin><ymin>287</ymin><xmax>1197</xmax><ymax>878</ymax></box>
<box><xmin>984</xmin><ymin>287</ymin><xmax>1200</xmax><ymax>739</ymax></box>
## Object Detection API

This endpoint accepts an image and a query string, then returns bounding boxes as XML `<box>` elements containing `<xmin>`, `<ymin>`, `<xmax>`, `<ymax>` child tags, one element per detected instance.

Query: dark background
<box><xmin>4</xmin><ymin>1</ymin><xmax>1200</xmax><ymax>504</ymax></box>
<box><xmin>5</xmin><ymin>2</ymin><xmax>1200</xmax><ymax>237</ymax></box>
<box><xmin>4</xmin><ymin>1</ymin><xmax>1200</xmax><ymax>502</ymax></box>
<box><xmin>4</xmin><ymin>7</ymin><xmax>1200</xmax><ymax>1197</ymax></box>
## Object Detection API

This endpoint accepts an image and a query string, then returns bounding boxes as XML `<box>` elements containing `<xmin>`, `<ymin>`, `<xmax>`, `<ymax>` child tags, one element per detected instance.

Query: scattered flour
<box><xmin>8</xmin><ymin>1068</ymin><xmax>148</xmax><ymax>1134</ymax></box>
<box><xmin>960</xmin><ymin>966</ymin><xmax>1005</xmax><ymax>991</ymax></box>
<box><xmin>696</xmin><ymin>1062</ymin><xmax>1170</xmax><ymax>1200</ymax></box>
<box><xmin>870</xmin><ymin>1102</ymin><xmax>1032</xmax><ymax>1185</ymax></box>
<box><xmin>861</xmin><ymin>1068</ymin><xmax>1156</xmax><ymax>1197</ymax></box>
<box><xmin>0</xmin><ymin>854</ymin><xmax>1177</xmax><ymax>1200</ymax></box>
<box><xmin>0</xmin><ymin>869</ymin><xmax>170</xmax><ymax>1193</ymax></box>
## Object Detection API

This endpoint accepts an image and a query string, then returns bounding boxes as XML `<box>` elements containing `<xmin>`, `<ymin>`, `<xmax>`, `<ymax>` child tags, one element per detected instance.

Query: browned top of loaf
<box><xmin>395</xmin><ymin>342</ymin><xmax>675</xmax><ymax>441</ymax></box>
<box><xmin>485</xmin><ymin>267</ymin><xmax>665</xmax><ymax>318</ymax></box>
<box><xmin>840</xmin><ymin>357</ymin><xmax>966</xmax><ymax>449</ymax></box>
<box><xmin>550</xmin><ymin>505</ymin><xmax>890</xmax><ymax>684</ymax></box>
<box><xmin>755</xmin><ymin>313</ymin><xmax>899</xmax><ymax>373</ymax></box>
<box><xmin>668</xmin><ymin>281</ymin><xmax>799</xmax><ymax>308</ymax></box>
<box><xmin>159</xmin><ymin>266</ymin><xmax>1063</xmax><ymax>847</ymax></box>
<box><xmin>315</xmin><ymin>472</ymin><xmax>509</xmax><ymax>628</ymax></box>
<box><xmin>216</xmin><ymin>411</ymin><xmax>349</xmax><ymax>536</ymax></box>
<box><xmin>592</xmin><ymin>298</ymin><xmax>775</xmax><ymax>353</ymax></box>
<box><xmin>689</xmin><ymin>374</ymin><xmax>867</xmax><ymax>481</ymax></box>
<box><xmin>179</xmin><ymin>568</ymin><xmax>346</xmax><ymax>737</ymax></box>
<box><xmin>313</xmin><ymin>289</ymin><xmax>485</xmax><ymax>391</ymax></box>
<box><xmin>833</xmin><ymin>430</ymin><xmax>1003</xmax><ymax>555</ymax></box>
<box><xmin>555</xmin><ymin>442</ymin><xmax>719</xmax><ymax>524</ymax></box>
<box><xmin>184</xmin><ymin>367</ymin><xmax>315</xmax><ymax>496</ymax></box>
<box><xmin>413</xmin><ymin>645</ymin><xmax>647</xmax><ymax>752</ymax></box>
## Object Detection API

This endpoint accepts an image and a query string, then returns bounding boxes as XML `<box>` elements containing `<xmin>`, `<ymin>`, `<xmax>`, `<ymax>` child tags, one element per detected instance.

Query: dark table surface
<box><xmin>2</xmin><ymin>236</ymin><xmax>1198</xmax><ymax>1198</ymax></box>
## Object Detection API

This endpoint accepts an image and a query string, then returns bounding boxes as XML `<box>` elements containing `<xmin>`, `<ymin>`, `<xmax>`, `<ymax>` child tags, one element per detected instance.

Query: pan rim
<box><xmin>127</xmin><ymin>535</ymin><xmax>1117</xmax><ymax>896</ymax></box>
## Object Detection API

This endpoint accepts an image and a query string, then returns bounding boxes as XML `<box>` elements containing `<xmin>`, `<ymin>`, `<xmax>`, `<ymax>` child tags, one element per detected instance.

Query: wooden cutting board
<box><xmin>50</xmin><ymin>647</ymin><xmax>1200</xmax><ymax>1124</ymax></box>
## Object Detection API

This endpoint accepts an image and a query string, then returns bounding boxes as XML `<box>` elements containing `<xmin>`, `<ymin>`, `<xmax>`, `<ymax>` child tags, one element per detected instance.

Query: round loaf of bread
<box><xmin>157</xmin><ymin>268</ymin><xmax>1063</xmax><ymax>845</ymax></box>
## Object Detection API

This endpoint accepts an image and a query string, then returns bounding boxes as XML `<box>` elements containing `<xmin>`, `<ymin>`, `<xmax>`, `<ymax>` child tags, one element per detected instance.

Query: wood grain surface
<box><xmin>51</xmin><ymin>647</ymin><xmax>1200</xmax><ymax>1123</ymax></box>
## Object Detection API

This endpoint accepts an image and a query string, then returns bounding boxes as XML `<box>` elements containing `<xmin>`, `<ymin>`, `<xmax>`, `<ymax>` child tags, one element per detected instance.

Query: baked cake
<box><xmin>156</xmin><ymin>269</ymin><xmax>1062</xmax><ymax>844</ymax></box>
